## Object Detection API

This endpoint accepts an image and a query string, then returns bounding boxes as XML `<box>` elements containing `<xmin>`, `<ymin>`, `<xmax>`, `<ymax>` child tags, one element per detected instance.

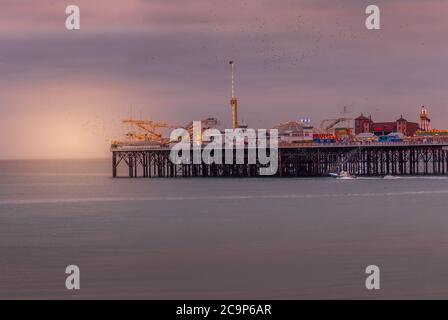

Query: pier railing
<box><xmin>111</xmin><ymin>140</ymin><xmax>448</xmax><ymax>152</ymax></box>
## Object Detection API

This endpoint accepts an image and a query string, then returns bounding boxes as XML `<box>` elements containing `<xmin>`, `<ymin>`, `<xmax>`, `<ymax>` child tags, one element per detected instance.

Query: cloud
<box><xmin>0</xmin><ymin>0</ymin><xmax>447</xmax><ymax>158</ymax></box>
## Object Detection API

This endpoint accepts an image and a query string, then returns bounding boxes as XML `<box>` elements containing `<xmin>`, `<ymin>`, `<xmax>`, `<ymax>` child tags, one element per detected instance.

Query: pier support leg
<box><xmin>112</xmin><ymin>152</ymin><xmax>117</xmax><ymax>178</ymax></box>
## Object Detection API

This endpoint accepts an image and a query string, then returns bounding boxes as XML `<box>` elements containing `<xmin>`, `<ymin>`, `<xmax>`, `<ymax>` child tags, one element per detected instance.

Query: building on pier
<box><xmin>355</xmin><ymin>113</ymin><xmax>419</xmax><ymax>136</ymax></box>
<box><xmin>274</xmin><ymin>120</ymin><xmax>314</xmax><ymax>144</ymax></box>
<box><xmin>420</xmin><ymin>106</ymin><xmax>431</xmax><ymax>131</ymax></box>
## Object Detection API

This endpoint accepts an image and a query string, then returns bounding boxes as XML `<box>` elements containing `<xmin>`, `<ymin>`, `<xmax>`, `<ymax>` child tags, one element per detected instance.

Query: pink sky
<box><xmin>0</xmin><ymin>0</ymin><xmax>447</xmax><ymax>159</ymax></box>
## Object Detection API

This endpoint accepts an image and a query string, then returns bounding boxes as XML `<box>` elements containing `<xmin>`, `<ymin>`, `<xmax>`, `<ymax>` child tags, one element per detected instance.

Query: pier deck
<box><xmin>111</xmin><ymin>142</ymin><xmax>448</xmax><ymax>178</ymax></box>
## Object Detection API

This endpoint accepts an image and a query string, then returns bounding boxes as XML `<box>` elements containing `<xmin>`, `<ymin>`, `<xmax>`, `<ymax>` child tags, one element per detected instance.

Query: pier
<box><xmin>111</xmin><ymin>142</ymin><xmax>448</xmax><ymax>178</ymax></box>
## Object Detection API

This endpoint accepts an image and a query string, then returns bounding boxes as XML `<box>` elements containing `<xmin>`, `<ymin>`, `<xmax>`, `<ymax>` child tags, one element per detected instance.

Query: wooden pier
<box><xmin>111</xmin><ymin>142</ymin><xmax>448</xmax><ymax>178</ymax></box>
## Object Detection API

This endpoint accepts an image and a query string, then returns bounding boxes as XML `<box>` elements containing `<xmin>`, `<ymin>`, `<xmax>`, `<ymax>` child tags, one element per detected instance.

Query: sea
<box><xmin>1</xmin><ymin>159</ymin><xmax>448</xmax><ymax>299</ymax></box>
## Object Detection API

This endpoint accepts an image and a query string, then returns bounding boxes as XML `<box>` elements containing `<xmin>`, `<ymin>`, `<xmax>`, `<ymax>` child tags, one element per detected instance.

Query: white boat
<box><xmin>329</xmin><ymin>170</ymin><xmax>355</xmax><ymax>179</ymax></box>
<box><xmin>383</xmin><ymin>175</ymin><xmax>399</xmax><ymax>179</ymax></box>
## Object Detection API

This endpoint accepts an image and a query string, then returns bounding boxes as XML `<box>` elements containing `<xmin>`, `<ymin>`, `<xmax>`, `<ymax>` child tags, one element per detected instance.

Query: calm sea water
<box><xmin>1</xmin><ymin>159</ymin><xmax>448</xmax><ymax>299</ymax></box>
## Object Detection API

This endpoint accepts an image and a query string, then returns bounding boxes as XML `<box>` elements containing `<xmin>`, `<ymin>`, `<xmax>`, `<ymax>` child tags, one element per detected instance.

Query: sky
<box><xmin>0</xmin><ymin>0</ymin><xmax>447</xmax><ymax>159</ymax></box>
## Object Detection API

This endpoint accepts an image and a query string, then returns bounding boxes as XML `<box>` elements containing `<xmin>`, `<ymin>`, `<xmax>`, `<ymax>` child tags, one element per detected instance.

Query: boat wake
<box><xmin>383</xmin><ymin>175</ymin><xmax>448</xmax><ymax>180</ymax></box>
